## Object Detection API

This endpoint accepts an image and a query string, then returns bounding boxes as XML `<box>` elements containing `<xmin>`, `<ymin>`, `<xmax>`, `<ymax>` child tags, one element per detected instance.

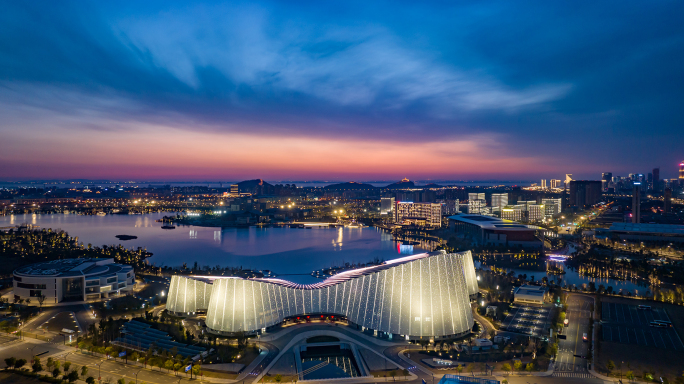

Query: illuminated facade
<box><xmin>394</xmin><ymin>202</ymin><xmax>442</xmax><ymax>227</ymax></box>
<box><xmin>167</xmin><ymin>275</ymin><xmax>213</xmax><ymax>315</ymax></box>
<box><xmin>680</xmin><ymin>161</ymin><xmax>684</xmax><ymax>180</ymax></box>
<box><xmin>167</xmin><ymin>251</ymin><xmax>477</xmax><ymax>339</ymax></box>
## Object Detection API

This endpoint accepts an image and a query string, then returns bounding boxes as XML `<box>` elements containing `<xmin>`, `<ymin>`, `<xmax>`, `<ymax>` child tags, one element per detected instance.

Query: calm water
<box><xmin>1</xmin><ymin>213</ymin><xmax>424</xmax><ymax>283</ymax></box>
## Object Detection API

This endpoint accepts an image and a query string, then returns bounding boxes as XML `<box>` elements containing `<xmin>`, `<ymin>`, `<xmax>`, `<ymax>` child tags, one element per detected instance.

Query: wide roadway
<box><xmin>555</xmin><ymin>294</ymin><xmax>593</xmax><ymax>376</ymax></box>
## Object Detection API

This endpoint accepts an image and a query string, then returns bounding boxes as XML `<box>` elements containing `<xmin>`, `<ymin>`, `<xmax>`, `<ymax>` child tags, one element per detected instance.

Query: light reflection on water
<box><xmin>475</xmin><ymin>260</ymin><xmax>646</xmax><ymax>294</ymax></box>
<box><xmin>1</xmin><ymin>212</ymin><xmax>425</xmax><ymax>284</ymax></box>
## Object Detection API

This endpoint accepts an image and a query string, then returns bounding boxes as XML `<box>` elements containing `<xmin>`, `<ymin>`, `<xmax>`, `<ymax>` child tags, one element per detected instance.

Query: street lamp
<box><xmin>96</xmin><ymin>361</ymin><xmax>105</xmax><ymax>384</ymax></box>
<box><xmin>64</xmin><ymin>352</ymin><xmax>71</xmax><ymax>366</ymax></box>
<box><xmin>135</xmin><ymin>369</ymin><xmax>143</xmax><ymax>384</ymax></box>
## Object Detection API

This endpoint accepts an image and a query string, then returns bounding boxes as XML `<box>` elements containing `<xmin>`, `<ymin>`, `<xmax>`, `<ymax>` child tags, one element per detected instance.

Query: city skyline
<box><xmin>1</xmin><ymin>2</ymin><xmax>683</xmax><ymax>181</ymax></box>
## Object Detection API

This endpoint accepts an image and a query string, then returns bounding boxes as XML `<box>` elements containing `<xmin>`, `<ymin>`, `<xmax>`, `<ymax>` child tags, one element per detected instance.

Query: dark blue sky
<box><xmin>1</xmin><ymin>1</ymin><xmax>683</xmax><ymax>181</ymax></box>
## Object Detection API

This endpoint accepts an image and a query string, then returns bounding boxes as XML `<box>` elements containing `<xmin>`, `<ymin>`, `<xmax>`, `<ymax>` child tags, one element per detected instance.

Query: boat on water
<box><xmin>96</xmin><ymin>212</ymin><xmax>106</xmax><ymax>216</ymax></box>
<box><xmin>161</xmin><ymin>225</ymin><xmax>176</xmax><ymax>230</ymax></box>
<box><xmin>115</xmin><ymin>234</ymin><xmax>138</xmax><ymax>241</ymax></box>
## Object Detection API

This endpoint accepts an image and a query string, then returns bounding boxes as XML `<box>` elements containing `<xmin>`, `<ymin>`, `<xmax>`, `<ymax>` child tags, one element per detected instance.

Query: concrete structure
<box><xmin>468</xmin><ymin>193</ymin><xmax>486</xmax><ymax>214</ymax></box>
<box><xmin>12</xmin><ymin>258</ymin><xmax>135</xmax><ymax>303</ymax></box>
<box><xmin>632</xmin><ymin>183</ymin><xmax>641</xmax><ymax>223</ymax></box>
<box><xmin>394</xmin><ymin>201</ymin><xmax>442</xmax><ymax>227</ymax></box>
<box><xmin>491</xmin><ymin>193</ymin><xmax>508</xmax><ymax>213</ymax></box>
<box><xmin>513</xmin><ymin>285</ymin><xmax>548</xmax><ymax>305</ymax></box>
<box><xmin>448</xmin><ymin>215</ymin><xmax>543</xmax><ymax>249</ymax></box>
<box><xmin>168</xmin><ymin>251</ymin><xmax>478</xmax><ymax>340</ymax></box>
<box><xmin>380</xmin><ymin>197</ymin><xmax>395</xmax><ymax>215</ymax></box>
<box><xmin>569</xmin><ymin>180</ymin><xmax>602</xmax><ymax>208</ymax></box>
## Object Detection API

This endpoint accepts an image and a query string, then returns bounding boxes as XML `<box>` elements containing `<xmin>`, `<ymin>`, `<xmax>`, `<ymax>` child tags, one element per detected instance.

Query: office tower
<box><xmin>394</xmin><ymin>201</ymin><xmax>442</xmax><ymax>227</ymax></box>
<box><xmin>550</xmin><ymin>179</ymin><xmax>562</xmax><ymax>189</ymax></box>
<box><xmin>541</xmin><ymin>179</ymin><xmax>547</xmax><ymax>189</ymax></box>
<box><xmin>664</xmin><ymin>188</ymin><xmax>672</xmax><ymax>213</ymax></box>
<box><xmin>230</xmin><ymin>184</ymin><xmax>239</xmax><ymax>195</ymax></box>
<box><xmin>468</xmin><ymin>193</ymin><xmax>486</xmax><ymax>214</ymax></box>
<box><xmin>491</xmin><ymin>193</ymin><xmax>508</xmax><ymax>212</ymax></box>
<box><xmin>439</xmin><ymin>199</ymin><xmax>459</xmax><ymax>215</ymax></box>
<box><xmin>632</xmin><ymin>183</ymin><xmax>641</xmax><ymax>223</ymax></box>
<box><xmin>542</xmin><ymin>198</ymin><xmax>562</xmax><ymax>218</ymax></box>
<box><xmin>653</xmin><ymin>168</ymin><xmax>660</xmax><ymax>192</ymax></box>
<box><xmin>569</xmin><ymin>180</ymin><xmax>602</xmax><ymax>208</ymax></box>
<box><xmin>680</xmin><ymin>161</ymin><xmax>684</xmax><ymax>180</ymax></box>
<box><xmin>501</xmin><ymin>206</ymin><xmax>524</xmax><ymax>221</ymax></box>
<box><xmin>528</xmin><ymin>204</ymin><xmax>545</xmax><ymax>222</ymax></box>
<box><xmin>565</xmin><ymin>174</ymin><xmax>573</xmax><ymax>188</ymax></box>
<box><xmin>602</xmin><ymin>173</ymin><xmax>612</xmax><ymax>191</ymax></box>
<box><xmin>380</xmin><ymin>197</ymin><xmax>395</xmax><ymax>215</ymax></box>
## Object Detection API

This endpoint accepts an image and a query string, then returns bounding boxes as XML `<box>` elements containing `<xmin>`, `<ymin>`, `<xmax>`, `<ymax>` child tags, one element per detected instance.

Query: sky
<box><xmin>1</xmin><ymin>1</ymin><xmax>683</xmax><ymax>182</ymax></box>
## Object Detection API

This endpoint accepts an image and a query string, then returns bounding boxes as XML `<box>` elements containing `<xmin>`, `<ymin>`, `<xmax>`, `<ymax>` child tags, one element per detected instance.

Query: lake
<box><xmin>1</xmin><ymin>212</ymin><xmax>425</xmax><ymax>283</ymax></box>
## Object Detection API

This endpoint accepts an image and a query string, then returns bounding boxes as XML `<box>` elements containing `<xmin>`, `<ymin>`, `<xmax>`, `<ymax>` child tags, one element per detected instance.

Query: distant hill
<box><xmin>324</xmin><ymin>181</ymin><xmax>377</xmax><ymax>190</ymax></box>
<box><xmin>236</xmin><ymin>179</ymin><xmax>274</xmax><ymax>194</ymax></box>
<box><xmin>385</xmin><ymin>178</ymin><xmax>415</xmax><ymax>189</ymax></box>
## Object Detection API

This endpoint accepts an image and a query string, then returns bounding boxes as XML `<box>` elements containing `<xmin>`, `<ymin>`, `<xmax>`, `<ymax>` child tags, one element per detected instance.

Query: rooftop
<box><xmin>14</xmin><ymin>258</ymin><xmax>129</xmax><ymax>277</ymax></box>
<box><xmin>609</xmin><ymin>222</ymin><xmax>684</xmax><ymax>235</ymax></box>
<box><xmin>448</xmin><ymin>215</ymin><xmax>541</xmax><ymax>231</ymax></box>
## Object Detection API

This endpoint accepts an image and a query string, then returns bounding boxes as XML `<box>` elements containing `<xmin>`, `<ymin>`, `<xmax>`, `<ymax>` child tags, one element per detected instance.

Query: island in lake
<box><xmin>115</xmin><ymin>235</ymin><xmax>138</xmax><ymax>241</ymax></box>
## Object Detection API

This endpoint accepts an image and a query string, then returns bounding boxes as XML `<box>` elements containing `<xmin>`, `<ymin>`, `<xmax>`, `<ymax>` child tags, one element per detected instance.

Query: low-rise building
<box><xmin>395</xmin><ymin>201</ymin><xmax>442</xmax><ymax>227</ymax></box>
<box><xmin>514</xmin><ymin>285</ymin><xmax>548</xmax><ymax>305</ymax></box>
<box><xmin>448</xmin><ymin>215</ymin><xmax>543</xmax><ymax>249</ymax></box>
<box><xmin>13</xmin><ymin>258</ymin><xmax>135</xmax><ymax>304</ymax></box>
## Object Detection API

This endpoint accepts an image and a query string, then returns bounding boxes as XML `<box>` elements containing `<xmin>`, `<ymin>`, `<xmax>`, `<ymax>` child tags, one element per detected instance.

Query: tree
<box><xmin>606</xmin><ymin>360</ymin><xmax>615</xmax><ymax>372</ymax></box>
<box><xmin>173</xmin><ymin>362</ymin><xmax>182</xmax><ymax>375</ymax></box>
<box><xmin>192</xmin><ymin>365</ymin><xmax>200</xmax><ymax>377</ymax></box>
<box><xmin>64</xmin><ymin>361</ymin><xmax>71</xmax><ymax>372</ymax></box>
<box><xmin>15</xmin><ymin>359</ymin><xmax>26</xmax><ymax>369</ymax></box>
<box><xmin>67</xmin><ymin>370</ymin><xmax>79</xmax><ymax>383</ymax></box>
<box><xmin>626</xmin><ymin>371</ymin><xmax>635</xmax><ymax>381</ymax></box>
<box><xmin>526</xmin><ymin>363</ymin><xmax>534</xmax><ymax>372</ymax></box>
<box><xmin>502</xmin><ymin>363</ymin><xmax>511</xmax><ymax>372</ymax></box>
<box><xmin>457</xmin><ymin>365</ymin><xmax>463</xmax><ymax>374</ymax></box>
<box><xmin>390</xmin><ymin>370</ymin><xmax>396</xmax><ymax>381</ymax></box>
<box><xmin>46</xmin><ymin>357</ymin><xmax>54</xmax><ymax>370</ymax></box>
<box><xmin>78</xmin><ymin>342</ymin><xmax>86</xmax><ymax>352</ymax></box>
<box><xmin>274</xmin><ymin>374</ymin><xmax>283</xmax><ymax>383</ymax></box>
<box><xmin>52</xmin><ymin>368</ymin><xmax>61</xmax><ymax>378</ymax></box>
<box><xmin>4</xmin><ymin>357</ymin><xmax>16</xmax><ymax>369</ymax></box>
<box><xmin>86</xmin><ymin>377</ymin><xmax>96</xmax><ymax>384</ymax></box>
<box><xmin>514</xmin><ymin>360</ymin><xmax>522</xmax><ymax>371</ymax></box>
<box><xmin>164</xmin><ymin>359</ymin><xmax>174</xmax><ymax>372</ymax></box>
<box><xmin>32</xmin><ymin>360</ymin><xmax>43</xmax><ymax>373</ymax></box>
<box><xmin>37</xmin><ymin>294</ymin><xmax>46</xmax><ymax>310</ymax></box>
<box><xmin>402</xmin><ymin>368</ymin><xmax>409</xmax><ymax>379</ymax></box>
<box><xmin>130</xmin><ymin>352</ymin><xmax>140</xmax><ymax>363</ymax></box>
<box><xmin>81</xmin><ymin>365</ymin><xmax>88</xmax><ymax>377</ymax></box>
<box><xmin>117</xmin><ymin>379</ymin><xmax>126</xmax><ymax>384</ymax></box>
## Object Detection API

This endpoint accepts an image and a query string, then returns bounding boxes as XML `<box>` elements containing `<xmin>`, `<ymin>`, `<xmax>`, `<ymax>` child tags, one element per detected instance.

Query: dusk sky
<box><xmin>1</xmin><ymin>1</ymin><xmax>683</xmax><ymax>182</ymax></box>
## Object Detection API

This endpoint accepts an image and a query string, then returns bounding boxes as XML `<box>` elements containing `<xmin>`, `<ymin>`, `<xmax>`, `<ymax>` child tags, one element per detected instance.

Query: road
<box><xmin>554</xmin><ymin>294</ymin><xmax>593</xmax><ymax>379</ymax></box>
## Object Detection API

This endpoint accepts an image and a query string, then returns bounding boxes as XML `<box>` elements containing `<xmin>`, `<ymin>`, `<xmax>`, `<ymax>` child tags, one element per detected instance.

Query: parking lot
<box><xmin>601</xmin><ymin>302</ymin><xmax>684</xmax><ymax>351</ymax></box>
<box><xmin>500</xmin><ymin>305</ymin><xmax>551</xmax><ymax>337</ymax></box>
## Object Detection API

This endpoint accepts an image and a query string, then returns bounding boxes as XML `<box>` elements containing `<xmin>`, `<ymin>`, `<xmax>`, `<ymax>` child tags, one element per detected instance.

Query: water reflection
<box><xmin>0</xmin><ymin>213</ymin><xmax>425</xmax><ymax>284</ymax></box>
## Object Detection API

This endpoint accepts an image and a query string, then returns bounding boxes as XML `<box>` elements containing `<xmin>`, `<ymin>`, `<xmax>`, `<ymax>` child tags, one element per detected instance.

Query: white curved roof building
<box><xmin>167</xmin><ymin>250</ymin><xmax>477</xmax><ymax>339</ymax></box>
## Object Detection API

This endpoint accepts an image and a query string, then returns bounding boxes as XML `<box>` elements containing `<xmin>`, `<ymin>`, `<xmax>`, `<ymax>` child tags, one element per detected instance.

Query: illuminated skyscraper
<box><xmin>632</xmin><ymin>183</ymin><xmax>641</xmax><ymax>223</ymax></box>
<box><xmin>491</xmin><ymin>193</ymin><xmax>508</xmax><ymax>212</ymax></box>
<box><xmin>468</xmin><ymin>193</ymin><xmax>486</xmax><ymax>214</ymax></box>
<box><xmin>541</xmin><ymin>179</ymin><xmax>547</xmax><ymax>189</ymax></box>
<box><xmin>680</xmin><ymin>161</ymin><xmax>684</xmax><ymax>180</ymax></box>
<box><xmin>550</xmin><ymin>179</ymin><xmax>562</xmax><ymax>189</ymax></box>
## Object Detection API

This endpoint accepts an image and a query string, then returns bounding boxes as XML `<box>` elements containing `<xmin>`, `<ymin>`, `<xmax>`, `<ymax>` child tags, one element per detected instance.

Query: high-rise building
<box><xmin>550</xmin><ymin>179</ymin><xmax>562</xmax><ymax>189</ymax></box>
<box><xmin>491</xmin><ymin>193</ymin><xmax>508</xmax><ymax>212</ymax></box>
<box><xmin>565</xmin><ymin>174</ymin><xmax>573</xmax><ymax>188</ymax></box>
<box><xmin>569</xmin><ymin>180</ymin><xmax>602</xmax><ymax>208</ymax></box>
<box><xmin>380</xmin><ymin>197</ymin><xmax>395</xmax><ymax>215</ymax></box>
<box><xmin>542</xmin><ymin>198</ymin><xmax>562</xmax><ymax>218</ymax></box>
<box><xmin>664</xmin><ymin>188</ymin><xmax>672</xmax><ymax>213</ymax></box>
<box><xmin>680</xmin><ymin>161</ymin><xmax>684</xmax><ymax>180</ymax></box>
<box><xmin>541</xmin><ymin>179</ymin><xmax>547</xmax><ymax>189</ymax></box>
<box><xmin>602</xmin><ymin>173</ymin><xmax>612</xmax><ymax>191</ymax></box>
<box><xmin>468</xmin><ymin>193</ymin><xmax>486</xmax><ymax>214</ymax></box>
<box><xmin>652</xmin><ymin>168</ymin><xmax>660</xmax><ymax>192</ymax></box>
<box><xmin>394</xmin><ymin>201</ymin><xmax>442</xmax><ymax>227</ymax></box>
<box><xmin>230</xmin><ymin>184</ymin><xmax>239</xmax><ymax>195</ymax></box>
<box><xmin>632</xmin><ymin>183</ymin><xmax>641</xmax><ymax>224</ymax></box>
